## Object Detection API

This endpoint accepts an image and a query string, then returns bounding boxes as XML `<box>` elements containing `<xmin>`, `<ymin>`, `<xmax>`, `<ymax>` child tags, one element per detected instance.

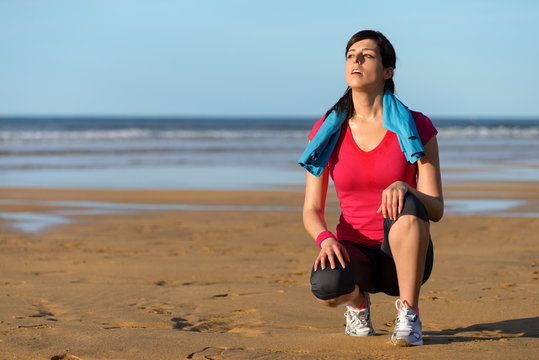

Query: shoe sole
<box><xmin>346</xmin><ymin>330</ymin><xmax>375</xmax><ymax>337</ymax></box>
<box><xmin>391</xmin><ymin>337</ymin><xmax>423</xmax><ymax>346</ymax></box>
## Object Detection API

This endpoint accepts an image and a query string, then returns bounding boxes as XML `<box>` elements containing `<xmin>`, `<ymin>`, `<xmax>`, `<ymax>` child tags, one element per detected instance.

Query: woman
<box><xmin>301</xmin><ymin>30</ymin><xmax>443</xmax><ymax>347</ymax></box>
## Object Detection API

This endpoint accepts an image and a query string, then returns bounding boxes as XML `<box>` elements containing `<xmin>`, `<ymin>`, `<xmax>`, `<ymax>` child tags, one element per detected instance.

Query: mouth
<box><xmin>351</xmin><ymin>69</ymin><xmax>362</xmax><ymax>75</ymax></box>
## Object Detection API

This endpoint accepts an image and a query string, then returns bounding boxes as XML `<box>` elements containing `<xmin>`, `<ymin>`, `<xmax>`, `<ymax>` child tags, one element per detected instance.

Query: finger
<box><xmin>314</xmin><ymin>257</ymin><xmax>320</xmax><ymax>271</ymax></box>
<box><xmin>320</xmin><ymin>254</ymin><xmax>326</xmax><ymax>270</ymax></box>
<box><xmin>398</xmin><ymin>190</ymin><xmax>405</xmax><ymax>214</ymax></box>
<box><xmin>376</xmin><ymin>204</ymin><xmax>382</xmax><ymax>214</ymax></box>
<box><xmin>335</xmin><ymin>248</ymin><xmax>346</xmax><ymax>269</ymax></box>
<box><xmin>385</xmin><ymin>192</ymin><xmax>392</xmax><ymax>219</ymax></box>
<box><xmin>320</xmin><ymin>253</ymin><xmax>328</xmax><ymax>270</ymax></box>
<box><xmin>380</xmin><ymin>192</ymin><xmax>387</xmax><ymax>218</ymax></box>
<box><xmin>391</xmin><ymin>192</ymin><xmax>399</xmax><ymax>220</ymax></box>
<box><xmin>328</xmin><ymin>253</ymin><xmax>336</xmax><ymax>269</ymax></box>
<box><xmin>385</xmin><ymin>191</ymin><xmax>391</xmax><ymax>219</ymax></box>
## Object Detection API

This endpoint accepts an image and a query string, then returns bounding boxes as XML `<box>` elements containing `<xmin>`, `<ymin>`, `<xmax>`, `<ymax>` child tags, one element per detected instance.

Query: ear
<box><xmin>383</xmin><ymin>67</ymin><xmax>394</xmax><ymax>80</ymax></box>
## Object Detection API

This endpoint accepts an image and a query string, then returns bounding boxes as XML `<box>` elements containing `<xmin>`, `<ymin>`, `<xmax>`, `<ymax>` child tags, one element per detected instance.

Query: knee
<box><xmin>310</xmin><ymin>263</ymin><xmax>355</xmax><ymax>303</ymax></box>
<box><xmin>392</xmin><ymin>214</ymin><xmax>428</xmax><ymax>234</ymax></box>
<box><xmin>394</xmin><ymin>214</ymin><xmax>422</xmax><ymax>230</ymax></box>
<box><xmin>389</xmin><ymin>215</ymin><xmax>429</xmax><ymax>247</ymax></box>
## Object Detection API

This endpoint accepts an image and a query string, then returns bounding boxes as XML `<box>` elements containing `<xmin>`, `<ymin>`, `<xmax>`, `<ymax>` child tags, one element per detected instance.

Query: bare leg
<box><xmin>388</xmin><ymin>215</ymin><xmax>429</xmax><ymax>307</ymax></box>
<box><xmin>317</xmin><ymin>285</ymin><xmax>364</xmax><ymax>308</ymax></box>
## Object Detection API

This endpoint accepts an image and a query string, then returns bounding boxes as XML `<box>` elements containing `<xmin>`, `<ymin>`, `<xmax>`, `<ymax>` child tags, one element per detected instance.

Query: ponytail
<box><xmin>324</xmin><ymin>79</ymin><xmax>394</xmax><ymax>120</ymax></box>
<box><xmin>385</xmin><ymin>78</ymin><xmax>395</xmax><ymax>94</ymax></box>
<box><xmin>324</xmin><ymin>87</ymin><xmax>353</xmax><ymax>119</ymax></box>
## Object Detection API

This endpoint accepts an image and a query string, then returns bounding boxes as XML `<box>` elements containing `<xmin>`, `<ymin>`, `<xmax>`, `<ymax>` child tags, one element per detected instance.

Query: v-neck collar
<box><xmin>345</xmin><ymin>121</ymin><xmax>390</xmax><ymax>154</ymax></box>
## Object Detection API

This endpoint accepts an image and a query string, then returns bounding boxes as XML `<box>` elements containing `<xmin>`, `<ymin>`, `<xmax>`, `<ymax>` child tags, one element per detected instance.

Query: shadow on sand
<box><xmin>423</xmin><ymin>317</ymin><xmax>538</xmax><ymax>345</ymax></box>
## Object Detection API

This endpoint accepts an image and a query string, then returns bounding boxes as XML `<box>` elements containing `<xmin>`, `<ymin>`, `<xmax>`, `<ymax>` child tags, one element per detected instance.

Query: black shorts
<box><xmin>310</xmin><ymin>192</ymin><xmax>433</xmax><ymax>298</ymax></box>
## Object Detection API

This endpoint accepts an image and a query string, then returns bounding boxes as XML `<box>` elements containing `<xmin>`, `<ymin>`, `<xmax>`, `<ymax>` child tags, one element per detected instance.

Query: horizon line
<box><xmin>1</xmin><ymin>114</ymin><xmax>539</xmax><ymax>121</ymax></box>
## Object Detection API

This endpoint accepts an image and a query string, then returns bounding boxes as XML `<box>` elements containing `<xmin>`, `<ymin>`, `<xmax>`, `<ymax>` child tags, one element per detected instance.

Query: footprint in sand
<box><xmin>172</xmin><ymin>308</ymin><xmax>262</xmax><ymax>335</ymax></box>
<box><xmin>212</xmin><ymin>290</ymin><xmax>285</xmax><ymax>298</ymax></box>
<box><xmin>50</xmin><ymin>354</ymin><xmax>82</xmax><ymax>360</ymax></box>
<box><xmin>181</xmin><ymin>280</ymin><xmax>229</xmax><ymax>286</ymax></box>
<box><xmin>29</xmin><ymin>310</ymin><xmax>55</xmax><ymax>318</ymax></box>
<box><xmin>497</xmin><ymin>282</ymin><xmax>516</xmax><ymax>287</ymax></box>
<box><xmin>171</xmin><ymin>317</ymin><xmax>192</xmax><ymax>330</ymax></box>
<box><xmin>23</xmin><ymin>302</ymin><xmax>59</xmax><ymax>322</ymax></box>
<box><xmin>101</xmin><ymin>321</ymin><xmax>148</xmax><ymax>330</ymax></box>
<box><xmin>17</xmin><ymin>324</ymin><xmax>52</xmax><ymax>329</ymax></box>
<box><xmin>172</xmin><ymin>317</ymin><xmax>234</xmax><ymax>333</ymax></box>
<box><xmin>186</xmin><ymin>346</ymin><xmax>313</xmax><ymax>359</ymax></box>
<box><xmin>31</xmin><ymin>270</ymin><xmax>68</xmax><ymax>276</ymax></box>
<box><xmin>231</xmin><ymin>308</ymin><xmax>257</xmax><ymax>314</ymax></box>
<box><xmin>275</xmin><ymin>279</ymin><xmax>296</xmax><ymax>284</ymax></box>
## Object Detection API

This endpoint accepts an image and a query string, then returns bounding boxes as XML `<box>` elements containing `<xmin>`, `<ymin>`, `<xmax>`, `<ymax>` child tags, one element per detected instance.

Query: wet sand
<box><xmin>0</xmin><ymin>184</ymin><xmax>537</xmax><ymax>359</ymax></box>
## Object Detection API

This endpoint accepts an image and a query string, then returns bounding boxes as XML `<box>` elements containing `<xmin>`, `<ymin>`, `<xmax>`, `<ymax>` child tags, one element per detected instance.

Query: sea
<box><xmin>0</xmin><ymin>116</ymin><xmax>538</xmax><ymax>190</ymax></box>
<box><xmin>0</xmin><ymin>116</ymin><xmax>538</xmax><ymax>227</ymax></box>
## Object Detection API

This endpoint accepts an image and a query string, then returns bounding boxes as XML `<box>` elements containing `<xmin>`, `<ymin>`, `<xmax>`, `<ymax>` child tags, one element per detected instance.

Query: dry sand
<box><xmin>0</xmin><ymin>184</ymin><xmax>537</xmax><ymax>359</ymax></box>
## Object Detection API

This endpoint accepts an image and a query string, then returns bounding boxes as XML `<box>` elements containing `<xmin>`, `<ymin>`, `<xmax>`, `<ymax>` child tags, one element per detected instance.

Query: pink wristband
<box><xmin>316</xmin><ymin>230</ymin><xmax>335</xmax><ymax>248</ymax></box>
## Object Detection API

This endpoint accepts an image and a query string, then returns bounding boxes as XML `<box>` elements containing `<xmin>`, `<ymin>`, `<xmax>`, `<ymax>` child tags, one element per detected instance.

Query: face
<box><xmin>345</xmin><ymin>38</ymin><xmax>393</xmax><ymax>92</ymax></box>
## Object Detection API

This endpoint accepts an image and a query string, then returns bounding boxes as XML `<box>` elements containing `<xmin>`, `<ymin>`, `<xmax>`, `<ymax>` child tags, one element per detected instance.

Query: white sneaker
<box><xmin>391</xmin><ymin>299</ymin><xmax>423</xmax><ymax>346</ymax></box>
<box><xmin>344</xmin><ymin>293</ymin><xmax>375</xmax><ymax>336</ymax></box>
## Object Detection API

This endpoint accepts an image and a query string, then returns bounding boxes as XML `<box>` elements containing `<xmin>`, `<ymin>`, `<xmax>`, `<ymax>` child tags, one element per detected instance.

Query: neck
<box><xmin>350</xmin><ymin>89</ymin><xmax>384</xmax><ymax>121</ymax></box>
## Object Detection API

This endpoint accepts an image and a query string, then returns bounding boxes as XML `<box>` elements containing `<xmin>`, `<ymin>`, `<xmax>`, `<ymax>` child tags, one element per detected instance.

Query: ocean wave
<box><xmin>0</xmin><ymin>125</ymin><xmax>538</xmax><ymax>144</ymax></box>
<box><xmin>437</xmin><ymin>126</ymin><xmax>539</xmax><ymax>139</ymax></box>
<box><xmin>0</xmin><ymin>129</ymin><xmax>308</xmax><ymax>143</ymax></box>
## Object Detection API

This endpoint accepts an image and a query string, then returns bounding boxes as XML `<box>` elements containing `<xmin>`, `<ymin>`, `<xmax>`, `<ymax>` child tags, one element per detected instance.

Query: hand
<box><xmin>377</xmin><ymin>181</ymin><xmax>409</xmax><ymax>220</ymax></box>
<box><xmin>314</xmin><ymin>238</ymin><xmax>351</xmax><ymax>271</ymax></box>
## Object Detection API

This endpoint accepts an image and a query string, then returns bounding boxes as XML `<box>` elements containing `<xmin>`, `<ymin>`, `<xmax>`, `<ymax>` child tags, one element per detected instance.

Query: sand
<box><xmin>0</xmin><ymin>184</ymin><xmax>537</xmax><ymax>359</ymax></box>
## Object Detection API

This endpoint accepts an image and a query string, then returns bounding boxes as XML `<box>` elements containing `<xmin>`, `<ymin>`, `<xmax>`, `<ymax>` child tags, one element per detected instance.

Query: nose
<box><xmin>354</xmin><ymin>53</ymin><xmax>365</xmax><ymax>63</ymax></box>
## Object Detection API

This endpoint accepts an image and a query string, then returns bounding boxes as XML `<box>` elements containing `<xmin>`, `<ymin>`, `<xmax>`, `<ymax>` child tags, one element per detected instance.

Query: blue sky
<box><xmin>1</xmin><ymin>0</ymin><xmax>538</xmax><ymax>118</ymax></box>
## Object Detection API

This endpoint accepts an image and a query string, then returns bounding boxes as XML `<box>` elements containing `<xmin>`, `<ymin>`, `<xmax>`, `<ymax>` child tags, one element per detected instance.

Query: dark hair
<box><xmin>325</xmin><ymin>30</ymin><xmax>396</xmax><ymax>118</ymax></box>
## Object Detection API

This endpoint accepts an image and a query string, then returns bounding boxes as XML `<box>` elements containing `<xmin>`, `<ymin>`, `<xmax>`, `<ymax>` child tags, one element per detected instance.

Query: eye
<box><xmin>346</xmin><ymin>53</ymin><xmax>355</xmax><ymax>59</ymax></box>
<box><xmin>363</xmin><ymin>53</ymin><xmax>374</xmax><ymax>58</ymax></box>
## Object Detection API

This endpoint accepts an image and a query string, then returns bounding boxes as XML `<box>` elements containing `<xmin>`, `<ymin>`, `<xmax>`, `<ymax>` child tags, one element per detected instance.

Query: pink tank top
<box><xmin>308</xmin><ymin>111</ymin><xmax>437</xmax><ymax>247</ymax></box>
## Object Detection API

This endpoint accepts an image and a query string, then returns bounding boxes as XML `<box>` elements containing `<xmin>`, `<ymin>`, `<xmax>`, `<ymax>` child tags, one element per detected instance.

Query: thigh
<box><xmin>341</xmin><ymin>241</ymin><xmax>378</xmax><ymax>294</ymax></box>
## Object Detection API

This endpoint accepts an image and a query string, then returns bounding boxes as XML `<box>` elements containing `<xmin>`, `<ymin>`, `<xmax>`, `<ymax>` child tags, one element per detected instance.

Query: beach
<box><xmin>0</xmin><ymin>183</ymin><xmax>537</xmax><ymax>359</ymax></box>
<box><xmin>2</xmin><ymin>1</ymin><xmax>539</xmax><ymax>357</ymax></box>
<box><xmin>1</xmin><ymin>116</ymin><xmax>538</xmax><ymax>358</ymax></box>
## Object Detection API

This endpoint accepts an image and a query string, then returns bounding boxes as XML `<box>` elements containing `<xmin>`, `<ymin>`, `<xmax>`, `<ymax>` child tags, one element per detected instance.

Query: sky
<box><xmin>1</xmin><ymin>0</ymin><xmax>538</xmax><ymax>118</ymax></box>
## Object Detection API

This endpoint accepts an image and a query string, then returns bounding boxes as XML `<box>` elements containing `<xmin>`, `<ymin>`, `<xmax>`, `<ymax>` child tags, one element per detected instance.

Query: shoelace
<box><xmin>393</xmin><ymin>299</ymin><xmax>416</xmax><ymax>334</ymax></box>
<box><xmin>345</xmin><ymin>308</ymin><xmax>369</xmax><ymax>328</ymax></box>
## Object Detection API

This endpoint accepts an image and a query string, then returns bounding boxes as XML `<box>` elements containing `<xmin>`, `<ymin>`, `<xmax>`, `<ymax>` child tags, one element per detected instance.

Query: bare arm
<box><xmin>410</xmin><ymin>135</ymin><xmax>444</xmax><ymax>222</ymax></box>
<box><xmin>377</xmin><ymin>135</ymin><xmax>444</xmax><ymax>222</ymax></box>
<box><xmin>303</xmin><ymin>169</ymin><xmax>330</xmax><ymax>240</ymax></box>
<box><xmin>303</xmin><ymin>168</ymin><xmax>350</xmax><ymax>269</ymax></box>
